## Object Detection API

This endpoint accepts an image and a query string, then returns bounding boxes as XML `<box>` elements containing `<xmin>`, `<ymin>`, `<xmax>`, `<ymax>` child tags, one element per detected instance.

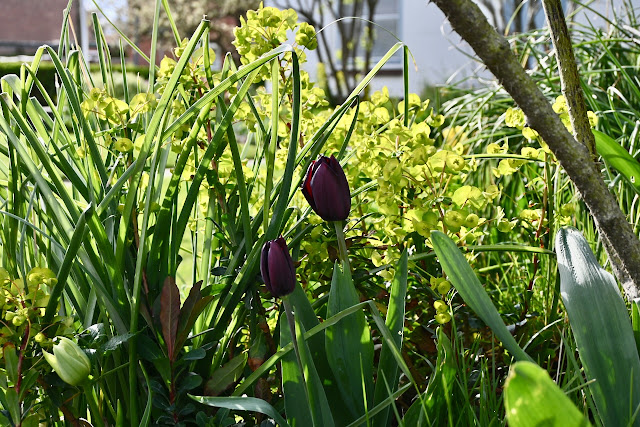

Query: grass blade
<box><xmin>430</xmin><ymin>230</ymin><xmax>532</xmax><ymax>362</ymax></box>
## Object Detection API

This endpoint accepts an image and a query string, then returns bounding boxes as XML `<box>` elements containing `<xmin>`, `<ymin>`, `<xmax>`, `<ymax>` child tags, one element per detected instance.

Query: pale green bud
<box><xmin>43</xmin><ymin>337</ymin><xmax>91</xmax><ymax>386</ymax></box>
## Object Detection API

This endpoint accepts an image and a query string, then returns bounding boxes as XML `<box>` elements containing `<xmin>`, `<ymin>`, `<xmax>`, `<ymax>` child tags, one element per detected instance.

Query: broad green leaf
<box><xmin>190</xmin><ymin>395</ymin><xmax>290</xmax><ymax>427</ymax></box>
<box><xmin>280</xmin><ymin>311</ymin><xmax>313</xmax><ymax>427</ymax></box>
<box><xmin>325</xmin><ymin>260</ymin><xmax>374</xmax><ymax>420</ymax></box>
<box><xmin>4</xmin><ymin>346</ymin><xmax>18</xmax><ymax>384</ymax></box>
<box><xmin>373</xmin><ymin>249</ymin><xmax>408</xmax><ymax>427</ymax></box>
<box><xmin>594</xmin><ymin>129</ymin><xmax>640</xmax><ymax>194</ymax></box>
<box><xmin>282</xmin><ymin>281</ymin><xmax>349</xmax><ymax>425</ymax></box>
<box><xmin>430</xmin><ymin>231</ymin><xmax>532</xmax><ymax>362</ymax></box>
<box><xmin>504</xmin><ymin>361</ymin><xmax>591</xmax><ymax>427</ymax></box>
<box><xmin>556</xmin><ymin>227</ymin><xmax>640</xmax><ymax>427</ymax></box>
<box><xmin>281</xmin><ymin>300</ymin><xmax>335</xmax><ymax>427</ymax></box>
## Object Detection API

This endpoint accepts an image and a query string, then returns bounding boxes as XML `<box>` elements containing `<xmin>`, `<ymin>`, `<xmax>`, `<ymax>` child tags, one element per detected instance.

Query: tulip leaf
<box><xmin>373</xmin><ymin>249</ymin><xmax>408</xmax><ymax>427</ymax></box>
<box><xmin>280</xmin><ymin>314</ymin><xmax>313</xmax><ymax>426</ymax></box>
<box><xmin>593</xmin><ymin>130</ymin><xmax>640</xmax><ymax>194</ymax></box>
<box><xmin>555</xmin><ymin>227</ymin><xmax>640</xmax><ymax>427</ymax></box>
<box><xmin>430</xmin><ymin>231</ymin><xmax>532</xmax><ymax>362</ymax></box>
<box><xmin>190</xmin><ymin>395</ymin><xmax>290</xmax><ymax>427</ymax></box>
<box><xmin>325</xmin><ymin>260</ymin><xmax>374</xmax><ymax>420</ymax></box>
<box><xmin>283</xmin><ymin>283</ymin><xmax>351</xmax><ymax>425</ymax></box>
<box><xmin>160</xmin><ymin>277</ymin><xmax>181</xmax><ymax>362</ymax></box>
<box><xmin>504</xmin><ymin>361</ymin><xmax>591</xmax><ymax>427</ymax></box>
<box><xmin>281</xmin><ymin>302</ymin><xmax>335</xmax><ymax>427</ymax></box>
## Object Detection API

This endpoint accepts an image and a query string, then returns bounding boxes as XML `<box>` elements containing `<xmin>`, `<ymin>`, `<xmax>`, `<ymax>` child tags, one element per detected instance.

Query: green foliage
<box><xmin>4</xmin><ymin>1</ymin><xmax>640</xmax><ymax>425</ymax></box>
<box><xmin>556</xmin><ymin>227</ymin><xmax>640</xmax><ymax>427</ymax></box>
<box><xmin>504</xmin><ymin>361</ymin><xmax>591</xmax><ymax>427</ymax></box>
<box><xmin>0</xmin><ymin>61</ymin><xmax>149</xmax><ymax>102</ymax></box>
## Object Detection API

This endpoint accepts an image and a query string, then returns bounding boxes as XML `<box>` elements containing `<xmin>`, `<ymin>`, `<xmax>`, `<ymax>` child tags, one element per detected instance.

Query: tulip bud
<box><xmin>260</xmin><ymin>237</ymin><xmax>296</xmax><ymax>298</ymax></box>
<box><xmin>43</xmin><ymin>337</ymin><xmax>91</xmax><ymax>386</ymax></box>
<box><xmin>301</xmin><ymin>155</ymin><xmax>351</xmax><ymax>221</ymax></box>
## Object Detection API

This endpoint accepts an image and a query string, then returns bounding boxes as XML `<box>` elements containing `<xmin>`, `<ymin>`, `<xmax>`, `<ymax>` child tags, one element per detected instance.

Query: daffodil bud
<box><xmin>43</xmin><ymin>337</ymin><xmax>91</xmax><ymax>386</ymax></box>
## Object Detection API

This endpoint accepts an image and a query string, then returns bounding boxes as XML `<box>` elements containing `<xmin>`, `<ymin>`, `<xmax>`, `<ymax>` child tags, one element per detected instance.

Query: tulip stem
<box><xmin>334</xmin><ymin>221</ymin><xmax>349</xmax><ymax>265</ymax></box>
<box><xmin>283</xmin><ymin>298</ymin><xmax>310</xmax><ymax>403</ymax></box>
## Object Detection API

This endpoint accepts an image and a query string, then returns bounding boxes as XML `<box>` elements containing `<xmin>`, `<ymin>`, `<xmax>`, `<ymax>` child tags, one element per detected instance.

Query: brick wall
<box><xmin>0</xmin><ymin>0</ymin><xmax>78</xmax><ymax>55</ymax></box>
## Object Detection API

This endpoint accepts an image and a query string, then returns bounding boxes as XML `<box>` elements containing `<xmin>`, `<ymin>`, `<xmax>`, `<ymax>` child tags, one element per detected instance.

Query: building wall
<box><xmin>0</xmin><ymin>0</ymin><xmax>79</xmax><ymax>55</ymax></box>
<box><xmin>269</xmin><ymin>0</ymin><xmax>634</xmax><ymax>97</ymax></box>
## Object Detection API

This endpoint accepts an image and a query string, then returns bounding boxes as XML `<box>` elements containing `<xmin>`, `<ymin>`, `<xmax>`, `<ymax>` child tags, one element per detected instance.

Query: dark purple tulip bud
<box><xmin>260</xmin><ymin>237</ymin><xmax>296</xmax><ymax>298</ymax></box>
<box><xmin>301</xmin><ymin>155</ymin><xmax>351</xmax><ymax>221</ymax></box>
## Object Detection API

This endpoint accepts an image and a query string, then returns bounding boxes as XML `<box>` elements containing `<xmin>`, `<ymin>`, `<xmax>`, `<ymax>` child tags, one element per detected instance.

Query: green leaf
<box><xmin>44</xmin><ymin>204</ymin><xmax>92</xmax><ymax>323</ymax></box>
<box><xmin>139</xmin><ymin>363</ymin><xmax>153</xmax><ymax>427</ymax></box>
<box><xmin>556</xmin><ymin>227</ymin><xmax>640</xmax><ymax>427</ymax></box>
<box><xmin>430</xmin><ymin>231</ymin><xmax>532</xmax><ymax>362</ymax></box>
<box><xmin>325</xmin><ymin>260</ymin><xmax>374</xmax><ymax>420</ymax></box>
<box><xmin>4</xmin><ymin>387</ymin><xmax>19</xmax><ymax>425</ymax></box>
<box><xmin>594</xmin><ymin>129</ymin><xmax>640</xmax><ymax>194</ymax></box>
<box><xmin>632</xmin><ymin>298</ymin><xmax>640</xmax><ymax>356</ymax></box>
<box><xmin>204</xmin><ymin>353</ymin><xmax>248</xmax><ymax>396</ymax></box>
<box><xmin>4</xmin><ymin>346</ymin><xmax>18</xmax><ymax>384</ymax></box>
<box><xmin>101</xmin><ymin>333</ymin><xmax>137</xmax><ymax>353</ymax></box>
<box><xmin>175</xmin><ymin>294</ymin><xmax>215</xmax><ymax>351</ymax></box>
<box><xmin>281</xmin><ymin>303</ymin><xmax>335</xmax><ymax>427</ymax></box>
<box><xmin>280</xmin><ymin>295</ymin><xmax>313</xmax><ymax>426</ymax></box>
<box><xmin>504</xmin><ymin>361</ymin><xmax>591</xmax><ymax>427</ymax></box>
<box><xmin>373</xmin><ymin>249</ymin><xmax>408</xmax><ymax>427</ymax></box>
<box><xmin>190</xmin><ymin>395</ymin><xmax>290</xmax><ymax>427</ymax></box>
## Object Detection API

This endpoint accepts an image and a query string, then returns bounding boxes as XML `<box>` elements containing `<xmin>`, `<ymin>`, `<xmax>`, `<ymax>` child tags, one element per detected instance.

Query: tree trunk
<box><xmin>429</xmin><ymin>0</ymin><xmax>640</xmax><ymax>298</ymax></box>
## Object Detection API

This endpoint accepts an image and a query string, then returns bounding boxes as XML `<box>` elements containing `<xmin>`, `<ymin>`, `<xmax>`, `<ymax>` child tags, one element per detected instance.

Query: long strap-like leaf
<box><xmin>556</xmin><ymin>227</ymin><xmax>640</xmax><ymax>427</ymax></box>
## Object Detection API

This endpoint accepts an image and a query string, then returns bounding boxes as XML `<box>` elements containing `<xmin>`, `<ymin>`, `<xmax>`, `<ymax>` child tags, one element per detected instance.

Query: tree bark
<box><xmin>541</xmin><ymin>0</ymin><xmax>634</xmax><ymax>295</ymax></box>
<box><xmin>541</xmin><ymin>0</ymin><xmax>596</xmax><ymax>157</ymax></box>
<box><xmin>430</xmin><ymin>0</ymin><xmax>640</xmax><ymax>298</ymax></box>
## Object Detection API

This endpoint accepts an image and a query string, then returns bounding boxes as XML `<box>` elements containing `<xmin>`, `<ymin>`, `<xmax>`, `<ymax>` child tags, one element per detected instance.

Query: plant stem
<box><xmin>542</xmin><ymin>0</ymin><xmax>596</xmax><ymax>157</ymax></box>
<box><xmin>84</xmin><ymin>383</ymin><xmax>105</xmax><ymax>427</ymax></box>
<box><xmin>333</xmin><ymin>221</ymin><xmax>349</xmax><ymax>266</ymax></box>
<box><xmin>541</xmin><ymin>0</ymin><xmax>633</xmax><ymax>290</ymax></box>
<box><xmin>282</xmin><ymin>298</ymin><xmax>314</xmax><ymax>420</ymax></box>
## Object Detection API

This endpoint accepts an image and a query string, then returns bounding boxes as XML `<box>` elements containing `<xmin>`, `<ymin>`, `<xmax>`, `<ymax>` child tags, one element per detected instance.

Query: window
<box><xmin>368</xmin><ymin>0</ymin><xmax>401</xmax><ymax>63</ymax></box>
